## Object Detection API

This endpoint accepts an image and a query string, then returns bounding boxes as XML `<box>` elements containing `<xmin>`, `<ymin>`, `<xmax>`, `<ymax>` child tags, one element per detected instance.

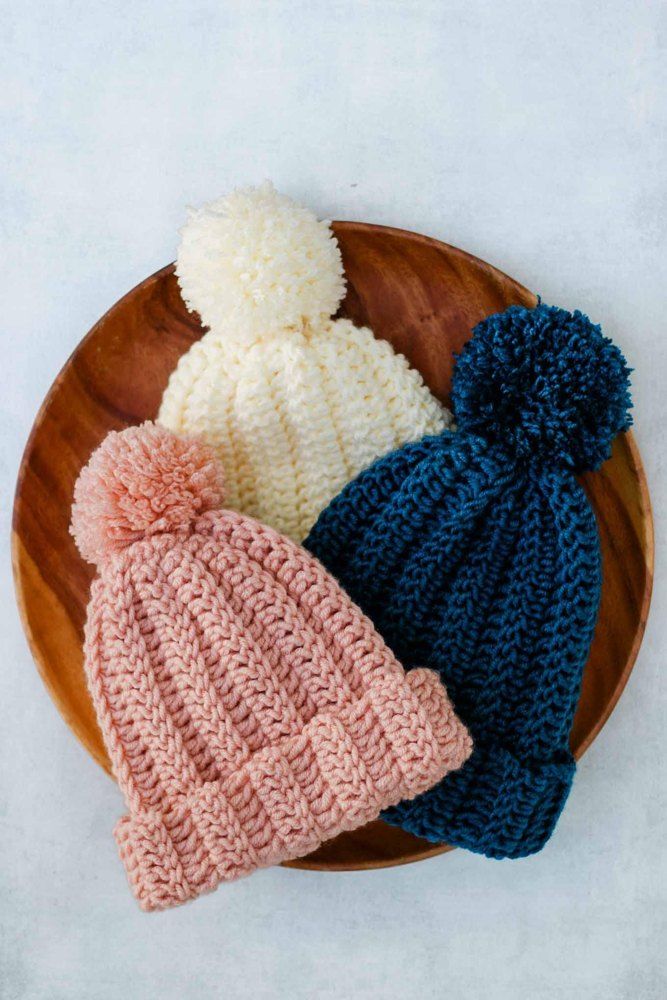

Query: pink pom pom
<box><xmin>71</xmin><ymin>422</ymin><xmax>225</xmax><ymax>565</ymax></box>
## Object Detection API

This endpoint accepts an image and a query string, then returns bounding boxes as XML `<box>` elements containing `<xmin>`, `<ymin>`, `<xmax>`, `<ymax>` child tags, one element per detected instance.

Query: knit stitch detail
<box><xmin>307</xmin><ymin>433</ymin><xmax>601</xmax><ymax>856</ymax></box>
<box><xmin>305</xmin><ymin>303</ymin><xmax>632</xmax><ymax>858</ymax></box>
<box><xmin>82</xmin><ymin>498</ymin><xmax>470</xmax><ymax>909</ymax></box>
<box><xmin>158</xmin><ymin>184</ymin><xmax>450</xmax><ymax>541</ymax></box>
<box><xmin>159</xmin><ymin>321</ymin><xmax>449</xmax><ymax>541</ymax></box>
<box><xmin>115</xmin><ymin>666</ymin><xmax>462</xmax><ymax>910</ymax></box>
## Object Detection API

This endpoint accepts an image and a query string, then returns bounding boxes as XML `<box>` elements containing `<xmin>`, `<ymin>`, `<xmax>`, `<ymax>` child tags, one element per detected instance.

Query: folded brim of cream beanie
<box><xmin>71</xmin><ymin>423</ymin><xmax>471</xmax><ymax>910</ymax></box>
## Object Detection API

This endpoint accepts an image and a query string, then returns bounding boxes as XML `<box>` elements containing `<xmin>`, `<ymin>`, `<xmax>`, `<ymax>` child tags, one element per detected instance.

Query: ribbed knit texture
<box><xmin>306</xmin><ymin>303</ymin><xmax>633</xmax><ymax>859</ymax></box>
<box><xmin>72</xmin><ymin>424</ymin><xmax>471</xmax><ymax>909</ymax></box>
<box><xmin>159</xmin><ymin>320</ymin><xmax>448</xmax><ymax>541</ymax></box>
<box><xmin>158</xmin><ymin>184</ymin><xmax>449</xmax><ymax>541</ymax></box>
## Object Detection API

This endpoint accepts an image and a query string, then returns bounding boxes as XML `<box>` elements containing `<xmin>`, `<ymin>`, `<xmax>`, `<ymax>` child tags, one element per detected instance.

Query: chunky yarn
<box><xmin>305</xmin><ymin>303</ymin><xmax>632</xmax><ymax>859</ymax></box>
<box><xmin>452</xmin><ymin>304</ymin><xmax>633</xmax><ymax>471</ymax></box>
<box><xmin>71</xmin><ymin>423</ymin><xmax>224</xmax><ymax>563</ymax></box>
<box><xmin>72</xmin><ymin>423</ymin><xmax>471</xmax><ymax>910</ymax></box>
<box><xmin>158</xmin><ymin>183</ymin><xmax>450</xmax><ymax>541</ymax></box>
<box><xmin>176</xmin><ymin>181</ymin><xmax>345</xmax><ymax>339</ymax></box>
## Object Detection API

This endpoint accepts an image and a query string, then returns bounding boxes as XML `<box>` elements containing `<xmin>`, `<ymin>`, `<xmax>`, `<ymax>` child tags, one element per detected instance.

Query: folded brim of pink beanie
<box><xmin>116</xmin><ymin>667</ymin><xmax>470</xmax><ymax>911</ymax></box>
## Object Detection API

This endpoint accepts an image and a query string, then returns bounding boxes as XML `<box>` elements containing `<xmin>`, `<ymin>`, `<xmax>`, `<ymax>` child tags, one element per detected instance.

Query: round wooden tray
<box><xmin>12</xmin><ymin>223</ymin><xmax>653</xmax><ymax>871</ymax></box>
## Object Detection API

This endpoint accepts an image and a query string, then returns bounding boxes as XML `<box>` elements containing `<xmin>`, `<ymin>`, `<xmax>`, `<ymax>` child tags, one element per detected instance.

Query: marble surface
<box><xmin>2</xmin><ymin>2</ymin><xmax>665</xmax><ymax>998</ymax></box>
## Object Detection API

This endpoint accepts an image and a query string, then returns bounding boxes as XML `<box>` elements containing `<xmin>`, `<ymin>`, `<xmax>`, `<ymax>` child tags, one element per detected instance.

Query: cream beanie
<box><xmin>158</xmin><ymin>182</ymin><xmax>450</xmax><ymax>541</ymax></box>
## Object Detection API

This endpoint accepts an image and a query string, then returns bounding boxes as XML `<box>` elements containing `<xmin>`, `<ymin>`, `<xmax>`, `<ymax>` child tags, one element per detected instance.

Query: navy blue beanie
<box><xmin>305</xmin><ymin>303</ymin><xmax>632</xmax><ymax>859</ymax></box>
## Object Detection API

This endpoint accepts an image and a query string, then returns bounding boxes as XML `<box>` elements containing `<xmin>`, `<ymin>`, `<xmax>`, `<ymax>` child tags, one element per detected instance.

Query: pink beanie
<box><xmin>71</xmin><ymin>423</ymin><xmax>472</xmax><ymax>911</ymax></box>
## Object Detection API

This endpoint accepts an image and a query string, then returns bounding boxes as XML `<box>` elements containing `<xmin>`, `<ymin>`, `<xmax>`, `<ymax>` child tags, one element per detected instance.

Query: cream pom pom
<box><xmin>176</xmin><ymin>181</ymin><xmax>346</xmax><ymax>340</ymax></box>
<box><xmin>70</xmin><ymin>423</ymin><xmax>225</xmax><ymax>565</ymax></box>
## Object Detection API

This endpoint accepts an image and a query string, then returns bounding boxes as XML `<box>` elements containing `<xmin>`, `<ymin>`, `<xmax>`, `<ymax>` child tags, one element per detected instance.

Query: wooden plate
<box><xmin>12</xmin><ymin>223</ymin><xmax>653</xmax><ymax>871</ymax></box>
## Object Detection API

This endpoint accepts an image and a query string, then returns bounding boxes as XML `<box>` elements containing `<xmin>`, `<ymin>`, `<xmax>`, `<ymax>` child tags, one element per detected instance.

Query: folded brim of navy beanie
<box><xmin>384</xmin><ymin>744</ymin><xmax>576</xmax><ymax>858</ymax></box>
<box><xmin>305</xmin><ymin>303</ymin><xmax>632</xmax><ymax>859</ymax></box>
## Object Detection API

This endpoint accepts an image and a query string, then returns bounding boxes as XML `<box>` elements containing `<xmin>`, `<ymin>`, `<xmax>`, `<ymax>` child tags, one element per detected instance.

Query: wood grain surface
<box><xmin>12</xmin><ymin>222</ymin><xmax>654</xmax><ymax>871</ymax></box>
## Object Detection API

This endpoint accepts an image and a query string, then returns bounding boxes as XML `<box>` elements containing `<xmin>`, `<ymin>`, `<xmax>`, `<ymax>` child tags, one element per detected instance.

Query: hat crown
<box><xmin>158</xmin><ymin>317</ymin><xmax>450</xmax><ymax>541</ymax></box>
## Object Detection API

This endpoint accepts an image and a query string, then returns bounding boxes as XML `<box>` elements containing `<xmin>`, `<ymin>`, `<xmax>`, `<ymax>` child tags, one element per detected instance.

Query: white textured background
<box><xmin>2</xmin><ymin>3</ymin><xmax>665</xmax><ymax>998</ymax></box>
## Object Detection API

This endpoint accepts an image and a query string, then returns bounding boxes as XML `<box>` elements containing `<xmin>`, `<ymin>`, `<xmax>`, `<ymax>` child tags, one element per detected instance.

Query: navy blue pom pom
<box><xmin>451</xmin><ymin>303</ymin><xmax>633</xmax><ymax>472</ymax></box>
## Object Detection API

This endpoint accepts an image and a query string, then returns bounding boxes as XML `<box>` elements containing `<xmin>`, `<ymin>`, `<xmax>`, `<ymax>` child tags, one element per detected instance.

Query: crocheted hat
<box><xmin>305</xmin><ymin>303</ymin><xmax>632</xmax><ymax>859</ymax></box>
<box><xmin>158</xmin><ymin>182</ymin><xmax>450</xmax><ymax>542</ymax></box>
<box><xmin>70</xmin><ymin>423</ymin><xmax>471</xmax><ymax>910</ymax></box>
